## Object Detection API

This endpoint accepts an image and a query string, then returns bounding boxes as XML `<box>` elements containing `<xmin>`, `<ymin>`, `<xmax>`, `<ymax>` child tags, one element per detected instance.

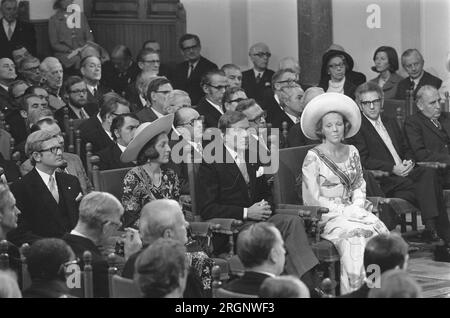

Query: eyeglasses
<box><xmin>328</xmin><ymin>63</ymin><xmax>346</xmax><ymax>70</ymax></box>
<box><xmin>404</xmin><ymin>62</ymin><xmax>422</xmax><ymax>70</ymax></box>
<box><xmin>249</xmin><ymin>111</ymin><xmax>267</xmax><ymax>124</ymax></box>
<box><xmin>229</xmin><ymin>97</ymin><xmax>246</xmax><ymax>104</ymax></box>
<box><xmin>180</xmin><ymin>117</ymin><xmax>200</xmax><ymax>126</ymax></box>
<box><xmin>156</xmin><ymin>90</ymin><xmax>171</xmax><ymax>95</ymax></box>
<box><xmin>142</xmin><ymin>60</ymin><xmax>160</xmax><ymax>64</ymax></box>
<box><xmin>40</xmin><ymin>145</ymin><xmax>63</xmax><ymax>154</ymax></box>
<box><xmin>23</xmin><ymin>65</ymin><xmax>40</xmax><ymax>73</ymax></box>
<box><xmin>252</xmin><ymin>52</ymin><xmax>271</xmax><ymax>58</ymax></box>
<box><xmin>59</xmin><ymin>258</ymin><xmax>80</xmax><ymax>274</ymax></box>
<box><xmin>207</xmin><ymin>83</ymin><xmax>229</xmax><ymax>91</ymax></box>
<box><xmin>69</xmin><ymin>89</ymin><xmax>88</xmax><ymax>95</ymax></box>
<box><xmin>182</xmin><ymin>44</ymin><xmax>199</xmax><ymax>52</ymax></box>
<box><xmin>276</xmin><ymin>79</ymin><xmax>300</xmax><ymax>88</ymax></box>
<box><xmin>360</xmin><ymin>99</ymin><xmax>382</xmax><ymax>107</ymax></box>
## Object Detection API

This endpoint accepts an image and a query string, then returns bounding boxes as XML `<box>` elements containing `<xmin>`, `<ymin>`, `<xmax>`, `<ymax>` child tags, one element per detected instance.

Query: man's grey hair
<box><xmin>40</xmin><ymin>57</ymin><xmax>61</xmax><ymax>74</ymax></box>
<box><xmin>401</xmin><ymin>49</ymin><xmax>424</xmax><ymax>67</ymax></box>
<box><xmin>166</xmin><ymin>90</ymin><xmax>190</xmax><ymax>106</ymax></box>
<box><xmin>416</xmin><ymin>85</ymin><xmax>438</xmax><ymax>105</ymax></box>
<box><xmin>78</xmin><ymin>191</ymin><xmax>123</xmax><ymax>230</ymax></box>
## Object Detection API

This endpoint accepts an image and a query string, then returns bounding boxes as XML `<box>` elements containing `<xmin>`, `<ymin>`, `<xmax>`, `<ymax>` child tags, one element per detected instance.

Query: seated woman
<box><xmin>318</xmin><ymin>50</ymin><xmax>358</xmax><ymax>99</ymax></box>
<box><xmin>300</xmin><ymin>92</ymin><xmax>389</xmax><ymax>294</ymax></box>
<box><xmin>369</xmin><ymin>46</ymin><xmax>404</xmax><ymax>99</ymax></box>
<box><xmin>121</xmin><ymin>114</ymin><xmax>180</xmax><ymax>228</ymax></box>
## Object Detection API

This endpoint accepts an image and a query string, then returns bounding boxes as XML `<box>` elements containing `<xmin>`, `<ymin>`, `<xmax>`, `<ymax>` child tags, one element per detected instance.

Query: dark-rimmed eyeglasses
<box><xmin>181</xmin><ymin>44</ymin><xmax>199</xmax><ymax>52</ymax></box>
<box><xmin>360</xmin><ymin>99</ymin><xmax>382</xmax><ymax>107</ymax></box>
<box><xmin>229</xmin><ymin>97</ymin><xmax>246</xmax><ymax>104</ymax></box>
<box><xmin>39</xmin><ymin>145</ymin><xmax>64</xmax><ymax>154</ymax></box>
<box><xmin>69</xmin><ymin>89</ymin><xmax>88</xmax><ymax>95</ymax></box>
<box><xmin>276</xmin><ymin>79</ymin><xmax>300</xmax><ymax>88</ymax></box>
<box><xmin>249</xmin><ymin>111</ymin><xmax>267</xmax><ymax>124</ymax></box>
<box><xmin>207</xmin><ymin>84</ymin><xmax>229</xmax><ymax>91</ymax></box>
<box><xmin>252</xmin><ymin>52</ymin><xmax>271</xmax><ymax>58</ymax></box>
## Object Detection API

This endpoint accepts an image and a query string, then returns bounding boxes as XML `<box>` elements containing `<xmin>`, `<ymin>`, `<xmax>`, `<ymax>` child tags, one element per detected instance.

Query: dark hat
<box><xmin>320</xmin><ymin>49</ymin><xmax>355</xmax><ymax>77</ymax></box>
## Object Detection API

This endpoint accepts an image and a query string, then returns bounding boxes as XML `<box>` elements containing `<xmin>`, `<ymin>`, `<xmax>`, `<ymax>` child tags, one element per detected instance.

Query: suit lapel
<box><xmin>0</xmin><ymin>19</ymin><xmax>8</xmax><ymax>42</ymax></box>
<box><xmin>381</xmin><ymin>116</ymin><xmax>402</xmax><ymax>156</ymax></box>
<box><xmin>223</xmin><ymin>147</ymin><xmax>251</xmax><ymax>201</ymax></box>
<box><xmin>419</xmin><ymin>112</ymin><xmax>446</xmax><ymax>139</ymax></box>
<box><xmin>362</xmin><ymin>116</ymin><xmax>395</xmax><ymax>161</ymax></box>
<box><xmin>55</xmin><ymin>172</ymin><xmax>77</xmax><ymax>229</ymax></box>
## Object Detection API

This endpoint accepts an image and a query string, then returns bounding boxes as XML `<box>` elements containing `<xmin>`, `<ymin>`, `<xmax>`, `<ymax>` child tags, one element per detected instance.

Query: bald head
<box><xmin>139</xmin><ymin>199</ymin><xmax>188</xmax><ymax>245</ymax></box>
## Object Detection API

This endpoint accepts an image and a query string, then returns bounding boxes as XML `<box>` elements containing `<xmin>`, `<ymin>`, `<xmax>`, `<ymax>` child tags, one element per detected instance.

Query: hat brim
<box><xmin>121</xmin><ymin>114</ymin><xmax>174</xmax><ymax>163</ymax></box>
<box><xmin>321</xmin><ymin>50</ymin><xmax>355</xmax><ymax>76</ymax></box>
<box><xmin>300</xmin><ymin>92</ymin><xmax>361</xmax><ymax>140</ymax></box>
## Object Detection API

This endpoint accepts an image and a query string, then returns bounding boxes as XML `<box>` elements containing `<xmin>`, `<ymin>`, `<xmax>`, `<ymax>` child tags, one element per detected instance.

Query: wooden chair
<box><xmin>280</xmin><ymin>121</ymin><xmax>289</xmax><ymax>149</ymax></box>
<box><xmin>107</xmin><ymin>254</ymin><xmax>141</xmax><ymax>298</ymax></box>
<box><xmin>444</xmin><ymin>92</ymin><xmax>450</xmax><ymax>112</ymax></box>
<box><xmin>68</xmin><ymin>251</ymin><xmax>94</xmax><ymax>298</ymax></box>
<box><xmin>383</xmin><ymin>99</ymin><xmax>408</xmax><ymax>129</ymax></box>
<box><xmin>211</xmin><ymin>265</ymin><xmax>257</xmax><ymax>298</ymax></box>
<box><xmin>0</xmin><ymin>111</ymin><xmax>6</xmax><ymax>130</ymax></box>
<box><xmin>19</xmin><ymin>243</ymin><xmax>31</xmax><ymax>291</ymax></box>
<box><xmin>91</xmin><ymin>165</ymin><xmax>131</xmax><ymax>200</ymax></box>
<box><xmin>67</xmin><ymin>119</ymin><xmax>87</xmax><ymax>155</ymax></box>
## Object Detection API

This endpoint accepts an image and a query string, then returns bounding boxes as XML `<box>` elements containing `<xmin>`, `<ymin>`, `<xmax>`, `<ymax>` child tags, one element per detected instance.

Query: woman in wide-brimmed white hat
<box><xmin>121</xmin><ymin>114</ymin><xmax>179</xmax><ymax>228</ymax></box>
<box><xmin>300</xmin><ymin>92</ymin><xmax>389</xmax><ymax>295</ymax></box>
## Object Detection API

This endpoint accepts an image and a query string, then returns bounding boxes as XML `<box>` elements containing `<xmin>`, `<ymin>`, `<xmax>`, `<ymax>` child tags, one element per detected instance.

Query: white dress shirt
<box><xmin>365</xmin><ymin>115</ymin><xmax>402</xmax><ymax>165</ymax></box>
<box><xmin>3</xmin><ymin>19</ymin><xmax>16</xmax><ymax>40</ymax></box>
<box><xmin>206</xmin><ymin>98</ymin><xmax>224</xmax><ymax>115</ymax></box>
<box><xmin>87</xmin><ymin>84</ymin><xmax>98</xmax><ymax>96</ymax></box>
<box><xmin>117</xmin><ymin>143</ymin><xmax>126</xmax><ymax>152</ymax></box>
<box><xmin>97</xmin><ymin>113</ymin><xmax>114</xmax><ymax>140</ymax></box>
<box><xmin>36</xmin><ymin>167</ymin><xmax>59</xmax><ymax>197</ymax></box>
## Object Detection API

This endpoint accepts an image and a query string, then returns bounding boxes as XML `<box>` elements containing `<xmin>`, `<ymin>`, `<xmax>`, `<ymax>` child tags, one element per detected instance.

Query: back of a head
<box><xmin>368</xmin><ymin>269</ymin><xmax>422</xmax><ymax>298</ymax></box>
<box><xmin>364</xmin><ymin>233</ymin><xmax>409</xmax><ymax>275</ymax></box>
<box><xmin>78</xmin><ymin>191</ymin><xmax>123</xmax><ymax>231</ymax></box>
<box><xmin>0</xmin><ymin>270</ymin><xmax>22</xmax><ymax>298</ymax></box>
<box><xmin>26</xmin><ymin>238</ymin><xmax>74</xmax><ymax>282</ymax></box>
<box><xmin>259</xmin><ymin>276</ymin><xmax>310</xmax><ymax>298</ymax></box>
<box><xmin>134</xmin><ymin>238</ymin><xmax>187</xmax><ymax>298</ymax></box>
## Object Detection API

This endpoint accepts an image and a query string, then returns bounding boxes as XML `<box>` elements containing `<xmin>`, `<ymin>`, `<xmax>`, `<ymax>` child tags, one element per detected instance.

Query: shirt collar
<box><xmin>253</xmin><ymin>69</ymin><xmax>264</xmax><ymax>78</ymax></box>
<box><xmin>117</xmin><ymin>143</ymin><xmax>127</xmax><ymax>152</ymax></box>
<box><xmin>35</xmin><ymin>167</ymin><xmax>56</xmax><ymax>187</ymax></box>
<box><xmin>189</xmin><ymin>59</ymin><xmax>200</xmax><ymax>69</ymax></box>
<box><xmin>139</xmin><ymin>94</ymin><xmax>148</xmax><ymax>108</ymax></box>
<box><xmin>364</xmin><ymin>113</ymin><xmax>382</xmax><ymax>127</ymax></box>
<box><xmin>86</xmin><ymin>83</ymin><xmax>98</xmax><ymax>95</ymax></box>
<box><xmin>69</xmin><ymin>104</ymin><xmax>88</xmax><ymax>119</ymax></box>
<box><xmin>206</xmin><ymin>98</ymin><xmax>224</xmax><ymax>115</ymax></box>
<box><xmin>3</xmin><ymin>19</ymin><xmax>16</xmax><ymax>29</ymax></box>
<box><xmin>285</xmin><ymin>112</ymin><xmax>298</xmax><ymax>124</ymax></box>
<box><xmin>70</xmin><ymin>229</ymin><xmax>90</xmax><ymax>239</ymax></box>
<box><xmin>411</xmin><ymin>71</ymin><xmax>424</xmax><ymax>85</ymax></box>
<box><xmin>97</xmin><ymin>113</ymin><xmax>113</xmax><ymax>140</ymax></box>
<box><xmin>0</xmin><ymin>83</ymin><xmax>8</xmax><ymax>92</ymax></box>
<box><xmin>151</xmin><ymin>107</ymin><xmax>165</xmax><ymax>118</ymax></box>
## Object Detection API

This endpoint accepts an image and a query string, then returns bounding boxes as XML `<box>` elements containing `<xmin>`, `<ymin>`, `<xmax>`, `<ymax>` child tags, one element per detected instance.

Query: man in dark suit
<box><xmin>80</xmin><ymin>56</ymin><xmax>112</xmax><ymax>117</ymax></box>
<box><xmin>349</xmin><ymin>82</ymin><xmax>450</xmax><ymax>248</ymax></box>
<box><xmin>0</xmin><ymin>0</ymin><xmax>36</xmax><ymax>60</ymax></box>
<box><xmin>266</xmin><ymin>69</ymin><xmax>304</xmax><ymax>131</ymax></box>
<box><xmin>395</xmin><ymin>49</ymin><xmax>442</xmax><ymax>100</ymax></box>
<box><xmin>142</xmin><ymin>40</ymin><xmax>172</xmax><ymax>79</ymax></box>
<box><xmin>122</xmin><ymin>199</ymin><xmax>206</xmax><ymax>298</ymax></box>
<box><xmin>223</xmin><ymin>222</ymin><xmax>285</xmax><ymax>295</ymax></box>
<box><xmin>172</xmin><ymin>34</ymin><xmax>218</xmax><ymax>105</ymax></box>
<box><xmin>54</xmin><ymin>76</ymin><xmax>90</xmax><ymax>131</ymax></box>
<box><xmin>341</xmin><ymin>233</ymin><xmax>409</xmax><ymax>298</ymax></box>
<box><xmin>195</xmin><ymin>70</ymin><xmax>228</xmax><ymax>128</ymax></box>
<box><xmin>404</xmin><ymin>85</ymin><xmax>450</xmax><ymax>166</ymax></box>
<box><xmin>136</xmin><ymin>77</ymin><xmax>172</xmax><ymax>123</ymax></box>
<box><xmin>242</xmin><ymin>43</ymin><xmax>275</xmax><ymax>105</ymax></box>
<box><xmin>0</xmin><ymin>57</ymin><xmax>17</xmax><ymax>113</ymax></box>
<box><xmin>97</xmin><ymin>113</ymin><xmax>139</xmax><ymax>170</ymax></box>
<box><xmin>79</xmin><ymin>93</ymin><xmax>130</xmax><ymax>159</ymax></box>
<box><xmin>101</xmin><ymin>45</ymin><xmax>140</xmax><ymax>97</ymax></box>
<box><xmin>7</xmin><ymin>130</ymin><xmax>82</xmax><ymax>246</ymax></box>
<box><xmin>197</xmin><ymin>111</ymin><xmax>318</xmax><ymax>283</ymax></box>
<box><xmin>40</xmin><ymin>57</ymin><xmax>65</xmax><ymax>111</ymax></box>
<box><xmin>63</xmin><ymin>191</ymin><xmax>126</xmax><ymax>298</ymax></box>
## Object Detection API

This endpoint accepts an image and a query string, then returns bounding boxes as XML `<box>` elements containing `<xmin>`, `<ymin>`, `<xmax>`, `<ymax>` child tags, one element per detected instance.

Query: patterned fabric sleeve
<box><xmin>121</xmin><ymin>169</ymin><xmax>142</xmax><ymax>228</ymax></box>
<box><xmin>349</xmin><ymin>146</ymin><xmax>367</xmax><ymax>208</ymax></box>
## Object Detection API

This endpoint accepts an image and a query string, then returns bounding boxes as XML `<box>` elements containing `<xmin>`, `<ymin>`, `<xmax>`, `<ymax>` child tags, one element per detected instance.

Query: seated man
<box><xmin>223</xmin><ymin>222</ymin><xmax>286</xmax><ymax>295</ymax></box>
<box><xmin>221</xmin><ymin>64</ymin><xmax>243</xmax><ymax>89</ymax></box>
<box><xmin>134</xmin><ymin>238</ymin><xmax>189</xmax><ymax>298</ymax></box>
<box><xmin>97</xmin><ymin>114</ymin><xmax>140</xmax><ymax>170</ymax></box>
<box><xmin>136</xmin><ymin>77</ymin><xmax>173</xmax><ymax>123</ymax></box>
<box><xmin>40</xmin><ymin>57</ymin><xmax>65</xmax><ymax>111</ymax></box>
<box><xmin>22</xmin><ymin>238</ymin><xmax>75</xmax><ymax>298</ymax></box>
<box><xmin>7</xmin><ymin>130</ymin><xmax>82</xmax><ymax>246</ymax></box>
<box><xmin>395</xmin><ymin>49</ymin><xmax>442</xmax><ymax>100</ymax></box>
<box><xmin>63</xmin><ymin>191</ymin><xmax>130</xmax><ymax>298</ymax></box>
<box><xmin>349</xmin><ymin>82</ymin><xmax>450</xmax><ymax>250</ymax></box>
<box><xmin>166</xmin><ymin>89</ymin><xmax>191</xmax><ymax>113</ymax></box>
<box><xmin>223</xmin><ymin>87</ymin><xmax>248</xmax><ymax>112</ymax></box>
<box><xmin>197</xmin><ymin>111</ymin><xmax>318</xmax><ymax>283</ymax></box>
<box><xmin>341</xmin><ymin>233</ymin><xmax>409</xmax><ymax>298</ymax></box>
<box><xmin>21</xmin><ymin>117</ymin><xmax>92</xmax><ymax>194</ymax></box>
<box><xmin>122</xmin><ymin>199</ymin><xmax>206</xmax><ymax>298</ymax></box>
<box><xmin>18</xmin><ymin>56</ymin><xmax>42</xmax><ymax>86</ymax></box>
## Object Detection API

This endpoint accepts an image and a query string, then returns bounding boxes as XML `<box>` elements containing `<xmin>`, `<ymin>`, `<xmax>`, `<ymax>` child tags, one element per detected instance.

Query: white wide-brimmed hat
<box><xmin>300</xmin><ymin>92</ymin><xmax>361</xmax><ymax>140</ymax></box>
<box><xmin>121</xmin><ymin>113</ymin><xmax>174</xmax><ymax>163</ymax></box>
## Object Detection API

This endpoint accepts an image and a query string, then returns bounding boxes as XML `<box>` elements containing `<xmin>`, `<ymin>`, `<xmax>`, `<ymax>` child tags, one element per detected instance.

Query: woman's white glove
<box><xmin>342</xmin><ymin>205</ymin><xmax>368</xmax><ymax>220</ymax></box>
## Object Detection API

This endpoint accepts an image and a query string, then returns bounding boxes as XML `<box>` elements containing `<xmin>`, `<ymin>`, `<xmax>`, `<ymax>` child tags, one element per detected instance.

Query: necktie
<box><xmin>236</xmin><ymin>155</ymin><xmax>250</xmax><ymax>184</ymax></box>
<box><xmin>187</xmin><ymin>64</ymin><xmax>195</xmax><ymax>79</ymax></box>
<box><xmin>431</xmin><ymin>119</ymin><xmax>441</xmax><ymax>130</ymax></box>
<box><xmin>255</xmin><ymin>73</ymin><xmax>262</xmax><ymax>84</ymax></box>
<box><xmin>48</xmin><ymin>175</ymin><xmax>60</xmax><ymax>203</ymax></box>
<box><xmin>410</xmin><ymin>79</ymin><xmax>416</xmax><ymax>91</ymax></box>
<box><xmin>7</xmin><ymin>23</ymin><xmax>13</xmax><ymax>40</ymax></box>
<box><xmin>93</xmin><ymin>87</ymin><xmax>97</xmax><ymax>96</ymax></box>
<box><xmin>79</xmin><ymin>109</ymin><xmax>86</xmax><ymax>119</ymax></box>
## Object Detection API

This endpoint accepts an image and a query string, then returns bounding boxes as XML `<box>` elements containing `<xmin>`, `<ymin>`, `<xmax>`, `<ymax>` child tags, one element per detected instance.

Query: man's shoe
<box><xmin>434</xmin><ymin>245</ymin><xmax>450</xmax><ymax>262</ymax></box>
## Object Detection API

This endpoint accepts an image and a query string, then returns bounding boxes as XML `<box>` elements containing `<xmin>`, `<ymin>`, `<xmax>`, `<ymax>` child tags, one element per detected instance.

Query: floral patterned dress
<box><xmin>122</xmin><ymin>166</ymin><xmax>180</xmax><ymax>228</ymax></box>
<box><xmin>302</xmin><ymin>145</ymin><xmax>389</xmax><ymax>294</ymax></box>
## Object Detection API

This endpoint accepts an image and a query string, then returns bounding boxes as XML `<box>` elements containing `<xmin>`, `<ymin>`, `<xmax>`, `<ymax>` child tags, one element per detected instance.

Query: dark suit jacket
<box><xmin>404</xmin><ymin>111</ymin><xmax>450</xmax><ymax>164</ymax></box>
<box><xmin>242</xmin><ymin>69</ymin><xmax>275</xmax><ymax>105</ymax></box>
<box><xmin>287</xmin><ymin>122</ymin><xmax>317</xmax><ymax>148</ymax></box>
<box><xmin>136</xmin><ymin>107</ymin><xmax>159</xmax><ymax>123</ymax></box>
<box><xmin>172</xmin><ymin>56</ymin><xmax>218</xmax><ymax>105</ymax></box>
<box><xmin>23</xmin><ymin>280</ymin><xmax>73</xmax><ymax>298</ymax></box>
<box><xmin>7</xmin><ymin>169</ymin><xmax>82</xmax><ymax>246</ymax></box>
<box><xmin>125</xmin><ymin>85</ymin><xmax>146</xmax><ymax>113</ymax></box>
<box><xmin>223</xmin><ymin>271</ymin><xmax>270</xmax><ymax>295</ymax></box>
<box><xmin>266</xmin><ymin>98</ymin><xmax>296</xmax><ymax>130</ymax></box>
<box><xmin>96</xmin><ymin>143</ymin><xmax>136</xmax><ymax>170</ymax></box>
<box><xmin>101</xmin><ymin>61</ymin><xmax>140</xmax><ymax>97</ymax></box>
<box><xmin>5</xmin><ymin>109</ymin><xmax>28</xmax><ymax>145</ymax></box>
<box><xmin>195</xmin><ymin>97</ymin><xmax>223</xmax><ymax>129</ymax></box>
<box><xmin>0</xmin><ymin>153</ymin><xmax>21</xmax><ymax>182</ymax></box>
<box><xmin>62</xmin><ymin>233</ymin><xmax>109</xmax><ymax>298</ymax></box>
<box><xmin>395</xmin><ymin>71</ymin><xmax>442</xmax><ymax>100</ymax></box>
<box><xmin>0</xmin><ymin>18</ymin><xmax>36</xmax><ymax>59</ymax></box>
<box><xmin>339</xmin><ymin>283</ymin><xmax>370</xmax><ymax>298</ymax></box>
<box><xmin>84</xmin><ymin>84</ymin><xmax>112</xmax><ymax>117</ymax></box>
<box><xmin>122</xmin><ymin>245</ymin><xmax>205</xmax><ymax>298</ymax></box>
<box><xmin>346</xmin><ymin>70</ymin><xmax>367</xmax><ymax>87</ymax></box>
<box><xmin>79</xmin><ymin>117</ymin><xmax>115</xmax><ymax>155</ymax></box>
<box><xmin>369</xmin><ymin>73</ymin><xmax>404</xmax><ymax>100</ymax></box>
<box><xmin>54</xmin><ymin>105</ymin><xmax>89</xmax><ymax>132</ymax></box>
<box><xmin>349</xmin><ymin>114</ymin><xmax>412</xmax><ymax>172</ymax></box>
<box><xmin>318</xmin><ymin>78</ymin><xmax>357</xmax><ymax>100</ymax></box>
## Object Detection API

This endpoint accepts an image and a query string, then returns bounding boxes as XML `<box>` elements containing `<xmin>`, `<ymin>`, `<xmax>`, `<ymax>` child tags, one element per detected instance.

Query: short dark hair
<box><xmin>237</xmin><ymin>222</ymin><xmax>278</xmax><ymax>268</ymax></box>
<box><xmin>99</xmin><ymin>93</ymin><xmax>130</xmax><ymax>121</ymax></box>
<box><xmin>111</xmin><ymin>45</ymin><xmax>132</xmax><ymax>59</ymax></box>
<box><xmin>235</xmin><ymin>98</ymin><xmax>257</xmax><ymax>113</ymax></box>
<box><xmin>222</xmin><ymin>86</ymin><xmax>245</xmax><ymax>104</ymax></box>
<box><xmin>146</xmin><ymin>77</ymin><xmax>171</xmax><ymax>101</ymax></box>
<box><xmin>178</xmin><ymin>33</ymin><xmax>200</xmax><ymax>50</ymax></box>
<box><xmin>80</xmin><ymin>55</ymin><xmax>101</xmax><ymax>69</ymax></box>
<box><xmin>372</xmin><ymin>46</ymin><xmax>399</xmax><ymax>72</ymax></box>
<box><xmin>364</xmin><ymin>233</ymin><xmax>409</xmax><ymax>275</ymax></box>
<box><xmin>62</xmin><ymin>75</ymin><xmax>84</xmax><ymax>97</ymax></box>
<box><xmin>26</xmin><ymin>238</ymin><xmax>73</xmax><ymax>281</ymax></box>
<box><xmin>271</xmin><ymin>68</ymin><xmax>297</xmax><ymax>91</ymax></box>
<box><xmin>200</xmin><ymin>70</ymin><xmax>225</xmax><ymax>88</ymax></box>
<box><xmin>24</xmin><ymin>85</ymin><xmax>47</xmax><ymax>96</ymax></box>
<box><xmin>137</xmin><ymin>132</ymin><xmax>166</xmax><ymax>165</ymax></box>
<box><xmin>218</xmin><ymin>111</ymin><xmax>247</xmax><ymax>133</ymax></box>
<box><xmin>355</xmin><ymin>82</ymin><xmax>384</xmax><ymax>104</ymax></box>
<box><xmin>314</xmin><ymin>111</ymin><xmax>351</xmax><ymax>141</ymax></box>
<box><xmin>137</xmin><ymin>48</ymin><xmax>159</xmax><ymax>63</ymax></box>
<box><xmin>142</xmin><ymin>40</ymin><xmax>159</xmax><ymax>49</ymax></box>
<box><xmin>110</xmin><ymin>113</ymin><xmax>140</xmax><ymax>141</ymax></box>
<box><xmin>134</xmin><ymin>238</ymin><xmax>187</xmax><ymax>298</ymax></box>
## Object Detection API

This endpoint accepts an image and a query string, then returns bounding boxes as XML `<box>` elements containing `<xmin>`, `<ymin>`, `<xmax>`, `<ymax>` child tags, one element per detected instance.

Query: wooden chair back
<box><xmin>0</xmin><ymin>240</ymin><xmax>9</xmax><ymax>270</ymax></box>
<box><xmin>69</xmin><ymin>251</ymin><xmax>94</xmax><ymax>298</ymax></box>
<box><xmin>19</xmin><ymin>243</ymin><xmax>31</xmax><ymax>291</ymax></box>
<box><xmin>92</xmin><ymin>165</ymin><xmax>132</xmax><ymax>199</ymax></box>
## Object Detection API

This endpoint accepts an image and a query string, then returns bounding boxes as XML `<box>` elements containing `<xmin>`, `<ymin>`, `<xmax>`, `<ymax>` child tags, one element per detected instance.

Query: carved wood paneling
<box><xmin>32</xmin><ymin>20</ymin><xmax>52</xmax><ymax>60</ymax></box>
